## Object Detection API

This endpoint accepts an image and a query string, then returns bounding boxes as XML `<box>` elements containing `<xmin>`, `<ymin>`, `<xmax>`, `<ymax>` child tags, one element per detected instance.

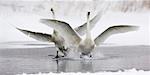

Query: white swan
<box><xmin>40</xmin><ymin>12</ymin><xmax>139</xmax><ymax>58</ymax></box>
<box><xmin>16</xmin><ymin>8</ymin><xmax>102</xmax><ymax>58</ymax></box>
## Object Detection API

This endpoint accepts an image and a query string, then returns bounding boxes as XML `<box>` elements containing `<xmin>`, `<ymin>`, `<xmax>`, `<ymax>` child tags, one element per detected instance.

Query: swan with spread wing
<box><xmin>40</xmin><ymin>12</ymin><xmax>139</xmax><ymax>58</ymax></box>
<box><xmin>16</xmin><ymin>8</ymin><xmax>102</xmax><ymax>58</ymax></box>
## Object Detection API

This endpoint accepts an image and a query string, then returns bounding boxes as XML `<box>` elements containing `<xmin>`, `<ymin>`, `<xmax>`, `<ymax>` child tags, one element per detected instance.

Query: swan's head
<box><xmin>50</xmin><ymin>8</ymin><xmax>55</xmax><ymax>18</ymax></box>
<box><xmin>50</xmin><ymin>8</ymin><xmax>54</xmax><ymax>13</ymax></box>
<box><xmin>87</xmin><ymin>12</ymin><xmax>90</xmax><ymax>19</ymax></box>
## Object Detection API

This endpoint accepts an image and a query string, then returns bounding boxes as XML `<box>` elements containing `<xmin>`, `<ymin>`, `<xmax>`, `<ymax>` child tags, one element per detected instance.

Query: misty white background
<box><xmin>0</xmin><ymin>0</ymin><xmax>149</xmax><ymax>45</ymax></box>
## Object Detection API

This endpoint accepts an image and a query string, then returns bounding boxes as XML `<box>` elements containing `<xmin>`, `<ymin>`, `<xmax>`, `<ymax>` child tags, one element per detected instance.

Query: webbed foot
<box><xmin>52</xmin><ymin>51</ymin><xmax>65</xmax><ymax>59</ymax></box>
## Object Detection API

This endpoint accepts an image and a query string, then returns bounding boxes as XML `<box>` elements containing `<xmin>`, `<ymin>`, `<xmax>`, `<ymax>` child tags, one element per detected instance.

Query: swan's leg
<box><xmin>53</xmin><ymin>50</ymin><xmax>67</xmax><ymax>59</ymax></box>
<box><xmin>48</xmin><ymin>51</ymin><xmax>60</xmax><ymax>59</ymax></box>
<box><xmin>52</xmin><ymin>47</ymin><xmax>68</xmax><ymax>59</ymax></box>
<box><xmin>53</xmin><ymin>51</ymin><xmax>60</xmax><ymax>59</ymax></box>
<box><xmin>48</xmin><ymin>49</ymin><xmax>62</xmax><ymax>59</ymax></box>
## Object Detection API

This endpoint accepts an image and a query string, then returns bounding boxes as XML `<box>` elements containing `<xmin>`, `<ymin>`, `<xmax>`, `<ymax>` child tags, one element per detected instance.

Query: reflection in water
<box><xmin>53</xmin><ymin>51</ymin><xmax>150</xmax><ymax>72</ymax></box>
<box><xmin>55</xmin><ymin>60</ymin><xmax>59</xmax><ymax>73</ymax></box>
<box><xmin>55</xmin><ymin>60</ymin><xmax>67</xmax><ymax>73</ymax></box>
<box><xmin>58</xmin><ymin>60</ymin><xmax>67</xmax><ymax>72</ymax></box>
<box><xmin>80</xmin><ymin>60</ymin><xmax>93</xmax><ymax>72</ymax></box>
<box><xmin>55</xmin><ymin>59</ymin><xmax>94</xmax><ymax>73</ymax></box>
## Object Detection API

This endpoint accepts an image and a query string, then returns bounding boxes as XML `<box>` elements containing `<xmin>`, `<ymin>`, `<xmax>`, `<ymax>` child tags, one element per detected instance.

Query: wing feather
<box><xmin>74</xmin><ymin>11</ymin><xmax>103</xmax><ymax>36</ymax></box>
<box><xmin>40</xmin><ymin>19</ymin><xmax>81</xmax><ymax>46</ymax></box>
<box><xmin>16</xmin><ymin>28</ymin><xmax>53</xmax><ymax>42</ymax></box>
<box><xmin>94</xmin><ymin>25</ymin><xmax>139</xmax><ymax>46</ymax></box>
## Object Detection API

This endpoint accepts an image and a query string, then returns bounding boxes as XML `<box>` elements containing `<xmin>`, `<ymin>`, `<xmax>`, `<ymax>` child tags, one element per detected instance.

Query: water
<box><xmin>0</xmin><ymin>41</ymin><xmax>150</xmax><ymax>75</ymax></box>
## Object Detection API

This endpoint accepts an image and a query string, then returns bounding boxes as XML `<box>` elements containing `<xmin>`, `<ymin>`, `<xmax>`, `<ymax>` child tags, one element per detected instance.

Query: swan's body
<box><xmin>52</xmin><ymin>30</ymin><xmax>68</xmax><ymax>56</ymax></box>
<box><xmin>16</xmin><ymin>8</ymin><xmax>102</xmax><ymax>57</ymax></box>
<box><xmin>40</xmin><ymin>12</ymin><xmax>139</xmax><ymax>58</ymax></box>
<box><xmin>78</xmin><ymin>38</ymin><xmax>95</xmax><ymax>57</ymax></box>
<box><xmin>78</xmin><ymin>12</ymin><xmax>95</xmax><ymax>57</ymax></box>
<box><xmin>50</xmin><ymin>8</ymin><xmax>67</xmax><ymax>56</ymax></box>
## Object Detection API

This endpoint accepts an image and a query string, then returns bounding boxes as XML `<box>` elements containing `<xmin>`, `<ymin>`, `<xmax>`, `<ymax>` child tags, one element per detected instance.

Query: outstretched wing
<box><xmin>16</xmin><ymin>28</ymin><xmax>53</xmax><ymax>42</ymax></box>
<box><xmin>94</xmin><ymin>25</ymin><xmax>139</xmax><ymax>46</ymax></box>
<box><xmin>74</xmin><ymin>11</ymin><xmax>103</xmax><ymax>36</ymax></box>
<box><xmin>40</xmin><ymin>19</ymin><xmax>81</xmax><ymax>46</ymax></box>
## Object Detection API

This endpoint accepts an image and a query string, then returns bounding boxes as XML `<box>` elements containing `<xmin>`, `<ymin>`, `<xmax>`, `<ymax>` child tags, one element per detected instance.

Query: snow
<box><xmin>17</xmin><ymin>69</ymin><xmax>150</xmax><ymax>75</ymax></box>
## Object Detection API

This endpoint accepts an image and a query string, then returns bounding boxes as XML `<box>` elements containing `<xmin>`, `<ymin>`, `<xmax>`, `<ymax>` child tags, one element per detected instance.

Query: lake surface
<box><xmin>0</xmin><ymin>41</ymin><xmax>150</xmax><ymax>75</ymax></box>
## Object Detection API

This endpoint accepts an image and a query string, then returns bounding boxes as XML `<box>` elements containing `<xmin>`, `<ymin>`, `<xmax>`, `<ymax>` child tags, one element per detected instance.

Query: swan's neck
<box><xmin>86</xmin><ymin>12</ymin><xmax>91</xmax><ymax>39</ymax></box>
<box><xmin>52</xmin><ymin>13</ymin><xmax>55</xmax><ymax>19</ymax></box>
<box><xmin>51</xmin><ymin>8</ymin><xmax>57</xmax><ymax>34</ymax></box>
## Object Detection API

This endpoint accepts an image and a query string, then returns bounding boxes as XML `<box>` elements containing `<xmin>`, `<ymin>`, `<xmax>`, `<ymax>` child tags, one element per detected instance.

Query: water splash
<box><xmin>62</xmin><ymin>47</ymin><xmax>107</xmax><ymax>60</ymax></box>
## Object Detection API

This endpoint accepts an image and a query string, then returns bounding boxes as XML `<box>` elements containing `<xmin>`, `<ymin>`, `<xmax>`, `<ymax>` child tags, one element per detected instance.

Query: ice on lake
<box><xmin>0</xmin><ymin>41</ymin><xmax>150</xmax><ymax>75</ymax></box>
